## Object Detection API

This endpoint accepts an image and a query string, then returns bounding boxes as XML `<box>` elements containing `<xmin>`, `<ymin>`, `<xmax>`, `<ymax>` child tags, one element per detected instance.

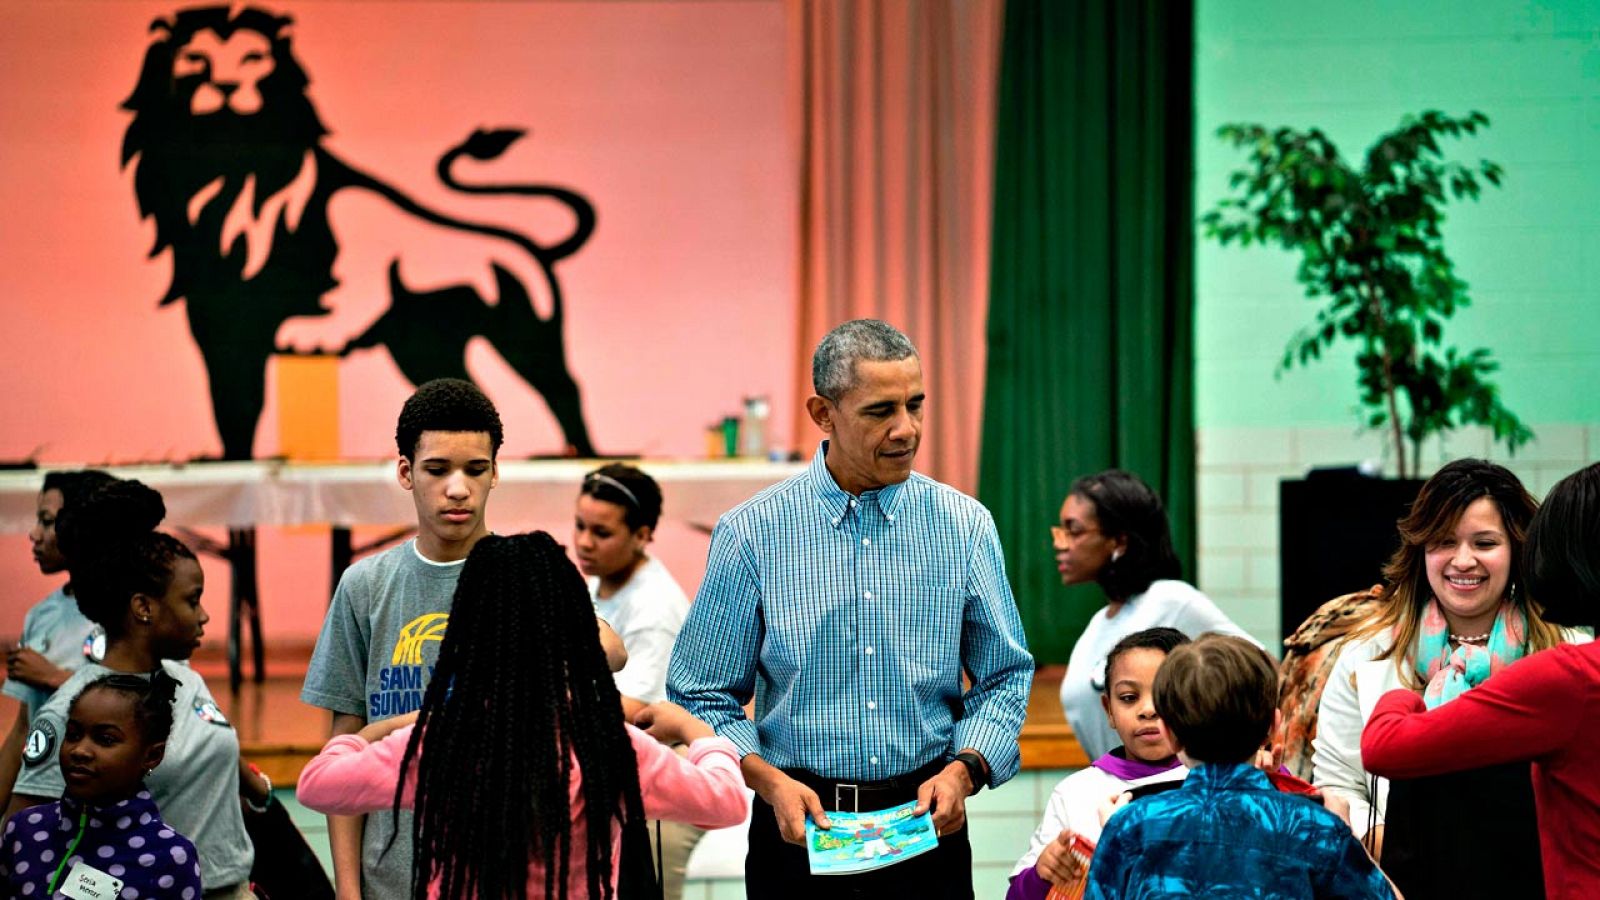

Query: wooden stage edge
<box><xmin>183</xmin><ymin>646</ymin><xmax>1088</xmax><ymax>785</ymax></box>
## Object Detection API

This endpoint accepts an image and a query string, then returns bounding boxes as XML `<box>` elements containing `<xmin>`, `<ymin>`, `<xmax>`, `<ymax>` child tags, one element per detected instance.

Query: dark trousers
<box><xmin>744</xmin><ymin>790</ymin><xmax>974</xmax><ymax>898</ymax></box>
<box><xmin>1382</xmin><ymin>762</ymin><xmax>1545</xmax><ymax>900</ymax></box>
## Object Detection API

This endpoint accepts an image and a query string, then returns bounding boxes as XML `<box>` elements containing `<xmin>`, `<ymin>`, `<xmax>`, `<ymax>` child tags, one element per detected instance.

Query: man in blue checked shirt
<box><xmin>667</xmin><ymin>319</ymin><xmax>1034</xmax><ymax>897</ymax></box>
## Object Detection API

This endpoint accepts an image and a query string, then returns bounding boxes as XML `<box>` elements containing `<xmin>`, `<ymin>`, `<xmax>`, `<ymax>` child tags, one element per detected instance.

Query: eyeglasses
<box><xmin>1050</xmin><ymin>524</ymin><xmax>1100</xmax><ymax>547</ymax></box>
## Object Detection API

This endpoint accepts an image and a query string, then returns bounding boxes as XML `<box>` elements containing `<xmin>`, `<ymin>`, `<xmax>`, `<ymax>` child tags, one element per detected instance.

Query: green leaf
<box><xmin>1202</xmin><ymin>109</ymin><xmax>1521</xmax><ymax>455</ymax></box>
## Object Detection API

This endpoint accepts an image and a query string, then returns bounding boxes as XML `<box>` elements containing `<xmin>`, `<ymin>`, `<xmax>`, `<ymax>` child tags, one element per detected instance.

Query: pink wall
<box><xmin>0</xmin><ymin>1</ymin><xmax>796</xmax><ymax>641</ymax></box>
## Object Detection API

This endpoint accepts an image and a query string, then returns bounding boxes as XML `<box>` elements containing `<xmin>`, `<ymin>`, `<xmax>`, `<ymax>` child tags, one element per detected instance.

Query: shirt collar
<box><xmin>60</xmin><ymin>787</ymin><xmax>161</xmax><ymax>823</ymax></box>
<box><xmin>1185</xmin><ymin>761</ymin><xmax>1272</xmax><ymax>791</ymax></box>
<box><xmin>1091</xmin><ymin>747</ymin><xmax>1184</xmax><ymax>781</ymax></box>
<box><xmin>807</xmin><ymin>440</ymin><xmax>908</xmax><ymax>529</ymax></box>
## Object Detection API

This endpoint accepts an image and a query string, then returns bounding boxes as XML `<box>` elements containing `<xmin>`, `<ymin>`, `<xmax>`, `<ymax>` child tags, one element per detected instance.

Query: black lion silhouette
<box><xmin>122</xmin><ymin>5</ymin><xmax>597</xmax><ymax>458</ymax></box>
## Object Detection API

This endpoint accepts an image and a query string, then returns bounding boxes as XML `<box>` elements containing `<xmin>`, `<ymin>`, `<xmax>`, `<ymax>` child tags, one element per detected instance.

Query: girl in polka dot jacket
<box><xmin>0</xmin><ymin>671</ymin><xmax>201</xmax><ymax>899</ymax></box>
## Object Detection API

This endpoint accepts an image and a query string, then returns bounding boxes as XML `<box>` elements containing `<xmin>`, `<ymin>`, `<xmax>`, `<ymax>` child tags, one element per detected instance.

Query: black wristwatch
<box><xmin>954</xmin><ymin>750</ymin><xmax>986</xmax><ymax>794</ymax></box>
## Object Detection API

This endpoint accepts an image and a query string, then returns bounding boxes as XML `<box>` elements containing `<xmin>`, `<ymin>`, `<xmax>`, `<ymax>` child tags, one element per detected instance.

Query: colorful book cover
<box><xmin>1044</xmin><ymin>832</ymin><xmax>1097</xmax><ymax>900</ymax></box>
<box><xmin>804</xmin><ymin>799</ymin><xmax>939</xmax><ymax>875</ymax></box>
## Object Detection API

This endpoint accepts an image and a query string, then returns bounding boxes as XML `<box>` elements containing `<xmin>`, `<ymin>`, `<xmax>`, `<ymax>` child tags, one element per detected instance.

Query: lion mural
<box><xmin>122</xmin><ymin>5</ymin><xmax>598</xmax><ymax>458</ymax></box>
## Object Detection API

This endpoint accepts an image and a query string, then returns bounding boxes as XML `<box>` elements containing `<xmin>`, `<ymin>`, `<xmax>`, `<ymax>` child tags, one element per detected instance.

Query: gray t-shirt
<box><xmin>14</xmin><ymin>660</ymin><xmax>254</xmax><ymax>890</ymax></box>
<box><xmin>2</xmin><ymin>587</ymin><xmax>99</xmax><ymax>713</ymax></box>
<box><xmin>301</xmin><ymin>539</ymin><xmax>463</xmax><ymax>900</ymax></box>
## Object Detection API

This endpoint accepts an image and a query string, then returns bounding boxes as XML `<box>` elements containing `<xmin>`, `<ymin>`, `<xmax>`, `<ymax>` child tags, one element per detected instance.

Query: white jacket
<box><xmin>1010</xmin><ymin>762</ymin><xmax>1188</xmax><ymax>877</ymax></box>
<box><xmin>1311</xmin><ymin>626</ymin><xmax>1591</xmax><ymax>840</ymax></box>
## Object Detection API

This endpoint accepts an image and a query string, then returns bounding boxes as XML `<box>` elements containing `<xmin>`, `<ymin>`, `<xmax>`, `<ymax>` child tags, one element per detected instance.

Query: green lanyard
<box><xmin>46</xmin><ymin>808</ymin><xmax>89</xmax><ymax>897</ymax></box>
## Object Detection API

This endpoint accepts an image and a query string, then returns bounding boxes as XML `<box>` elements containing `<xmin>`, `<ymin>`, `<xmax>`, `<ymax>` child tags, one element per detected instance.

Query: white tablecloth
<box><xmin>0</xmin><ymin>459</ymin><xmax>804</xmax><ymax>533</ymax></box>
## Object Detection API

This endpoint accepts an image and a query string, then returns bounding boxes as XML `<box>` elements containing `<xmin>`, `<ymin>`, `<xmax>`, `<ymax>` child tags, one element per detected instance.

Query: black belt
<box><xmin>784</xmin><ymin>759</ymin><xmax>948</xmax><ymax>813</ymax></box>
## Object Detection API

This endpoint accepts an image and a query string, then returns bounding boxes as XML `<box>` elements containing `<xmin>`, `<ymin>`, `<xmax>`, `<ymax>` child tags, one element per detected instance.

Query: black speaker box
<box><xmin>1278</xmin><ymin>470</ymin><xmax>1423</xmax><ymax>644</ymax></box>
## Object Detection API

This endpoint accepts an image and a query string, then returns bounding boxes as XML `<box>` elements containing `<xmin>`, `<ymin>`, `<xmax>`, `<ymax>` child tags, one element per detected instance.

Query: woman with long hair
<box><xmin>1362</xmin><ymin>462</ymin><xmax>1600</xmax><ymax>898</ymax></box>
<box><xmin>4</xmin><ymin>479</ymin><xmax>264</xmax><ymax>898</ymax></box>
<box><xmin>296</xmin><ymin>531</ymin><xmax>747</xmax><ymax>899</ymax></box>
<box><xmin>1056</xmin><ymin>470</ymin><xmax>1256</xmax><ymax>759</ymax></box>
<box><xmin>1311</xmin><ymin>458</ymin><xmax>1588</xmax><ymax>898</ymax></box>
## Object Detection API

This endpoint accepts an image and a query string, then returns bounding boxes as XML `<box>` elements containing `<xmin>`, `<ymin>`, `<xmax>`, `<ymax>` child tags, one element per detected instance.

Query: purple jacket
<box><xmin>0</xmin><ymin>789</ymin><xmax>203</xmax><ymax>899</ymax></box>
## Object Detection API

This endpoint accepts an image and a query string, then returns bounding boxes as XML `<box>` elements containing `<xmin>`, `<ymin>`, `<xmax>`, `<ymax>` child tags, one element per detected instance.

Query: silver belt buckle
<box><xmin>834</xmin><ymin>783</ymin><xmax>859</xmax><ymax>813</ymax></box>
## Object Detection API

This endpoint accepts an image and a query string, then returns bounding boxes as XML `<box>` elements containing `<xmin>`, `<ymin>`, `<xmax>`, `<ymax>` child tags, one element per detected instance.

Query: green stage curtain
<box><xmin>979</xmin><ymin>0</ymin><xmax>1196</xmax><ymax>664</ymax></box>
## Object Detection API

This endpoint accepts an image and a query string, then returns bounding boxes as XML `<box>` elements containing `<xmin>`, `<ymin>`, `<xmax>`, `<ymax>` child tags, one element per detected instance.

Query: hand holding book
<box><xmin>804</xmin><ymin>800</ymin><xmax>938</xmax><ymax>875</ymax></box>
<box><xmin>1041</xmin><ymin>831</ymin><xmax>1095</xmax><ymax>900</ymax></box>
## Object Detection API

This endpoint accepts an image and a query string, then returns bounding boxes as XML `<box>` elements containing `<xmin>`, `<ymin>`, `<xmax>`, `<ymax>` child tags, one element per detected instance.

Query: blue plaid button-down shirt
<box><xmin>667</xmin><ymin>441</ymin><xmax>1033</xmax><ymax>785</ymax></box>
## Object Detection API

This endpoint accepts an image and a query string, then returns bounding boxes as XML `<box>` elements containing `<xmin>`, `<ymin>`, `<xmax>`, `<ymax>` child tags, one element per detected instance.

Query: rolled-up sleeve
<box><xmin>666</xmin><ymin>519</ymin><xmax>763</xmax><ymax>758</ymax></box>
<box><xmin>953</xmin><ymin>511</ymin><xmax>1034</xmax><ymax>786</ymax></box>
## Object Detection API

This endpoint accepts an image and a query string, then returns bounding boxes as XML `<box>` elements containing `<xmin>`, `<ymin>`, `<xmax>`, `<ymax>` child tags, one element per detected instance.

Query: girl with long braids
<box><xmin>297</xmin><ymin>531</ymin><xmax>747</xmax><ymax>900</ymax></box>
<box><xmin>4</xmin><ymin>479</ymin><xmax>265</xmax><ymax>899</ymax></box>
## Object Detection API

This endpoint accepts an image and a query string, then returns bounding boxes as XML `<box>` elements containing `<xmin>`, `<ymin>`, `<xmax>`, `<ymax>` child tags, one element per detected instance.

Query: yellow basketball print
<box><xmin>391</xmin><ymin>613</ymin><xmax>450</xmax><ymax>666</ymax></box>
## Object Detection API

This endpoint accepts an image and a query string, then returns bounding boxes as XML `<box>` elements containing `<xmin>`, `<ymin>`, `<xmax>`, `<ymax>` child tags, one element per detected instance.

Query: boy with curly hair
<box><xmin>302</xmin><ymin>380</ymin><xmax>625</xmax><ymax>898</ymax></box>
<box><xmin>302</xmin><ymin>378</ymin><xmax>506</xmax><ymax>898</ymax></box>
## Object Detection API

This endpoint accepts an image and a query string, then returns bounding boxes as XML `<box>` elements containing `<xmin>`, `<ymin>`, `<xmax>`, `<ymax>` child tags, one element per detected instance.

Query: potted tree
<box><xmin>1200</xmin><ymin>110</ymin><xmax>1533</xmax><ymax>639</ymax></box>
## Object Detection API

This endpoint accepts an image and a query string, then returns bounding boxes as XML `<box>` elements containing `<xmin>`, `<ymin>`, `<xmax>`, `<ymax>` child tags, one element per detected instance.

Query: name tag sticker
<box><xmin>59</xmin><ymin>861</ymin><xmax>124</xmax><ymax>900</ymax></box>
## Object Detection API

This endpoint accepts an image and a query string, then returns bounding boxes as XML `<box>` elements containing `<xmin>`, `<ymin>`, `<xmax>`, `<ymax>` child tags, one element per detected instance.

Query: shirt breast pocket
<box><xmin>892</xmin><ymin>581</ymin><xmax>965</xmax><ymax>671</ymax></box>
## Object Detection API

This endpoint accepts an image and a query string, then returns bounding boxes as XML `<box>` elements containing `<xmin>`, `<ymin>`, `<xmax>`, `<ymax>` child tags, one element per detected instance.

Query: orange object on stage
<box><xmin>275</xmin><ymin>355</ymin><xmax>341</xmax><ymax>462</ymax></box>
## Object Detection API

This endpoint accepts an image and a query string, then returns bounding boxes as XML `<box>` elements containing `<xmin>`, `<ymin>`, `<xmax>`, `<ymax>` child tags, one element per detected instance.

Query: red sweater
<box><xmin>1361</xmin><ymin>642</ymin><xmax>1600</xmax><ymax>900</ymax></box>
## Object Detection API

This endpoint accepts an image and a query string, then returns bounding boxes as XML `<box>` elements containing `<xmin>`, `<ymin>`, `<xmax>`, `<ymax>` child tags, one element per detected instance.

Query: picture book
<box><xmin>804</xmin><ymin>799</ymin><xmax>939</xmax><ymax>875</ymax></box>
<box><xmin>1044</xmin><ymin>832</ymin><xmax>1097</xmax><ymax>900</ymax></box>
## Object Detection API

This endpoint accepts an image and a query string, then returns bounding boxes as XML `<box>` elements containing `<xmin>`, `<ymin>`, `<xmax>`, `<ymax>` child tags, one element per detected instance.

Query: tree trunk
<box><xmin>1363</xmin><ymin>276</ymin><xmax>1408</xmax><ymax>479</ymax></box>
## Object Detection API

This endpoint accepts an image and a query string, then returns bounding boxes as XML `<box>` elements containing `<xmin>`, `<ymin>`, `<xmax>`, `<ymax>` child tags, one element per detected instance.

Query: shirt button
<box><xmin>870</xmin><ymin>756</ymin><xmax>879</xmax><ymax>765</ymax></box>
<box><xmin>863</xmin><ymin>591</ymin><xmax>873</xmax><ymax>600</ymax></box>
<box><xmin>849</xmin><ymin>499</ymin><xmax>857</xmax><ymax>507</ymax></box>
<box><xmin>867</xmin><ymin>701</ymin><xmax>877</xmax><ymax>710</ymax></box>
<box><xmin>887</xmin><ymin>514</ymin><xmax>895</xmax><ymax>522</ymax></box>
<box><xmin>865</xmin><ymin>646</ymin><xmax>874</xmax><ymax>655</ymax></box>
<box><xmin>832</xmin><ymin>518</ymin><xmax>840</xmax><ymax>526</ymax></box>
<box><xmin>862</xmin><ymin>538</ymin><xmax>871</xmax><ymax>546</ymax></box>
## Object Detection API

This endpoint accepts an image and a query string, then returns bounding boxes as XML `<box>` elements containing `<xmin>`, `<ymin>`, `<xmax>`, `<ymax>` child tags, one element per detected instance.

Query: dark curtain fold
<box><xmin>979</xmin><ymin>0</ymin><xmax>1195</xmax><ymax>663</ymax></box>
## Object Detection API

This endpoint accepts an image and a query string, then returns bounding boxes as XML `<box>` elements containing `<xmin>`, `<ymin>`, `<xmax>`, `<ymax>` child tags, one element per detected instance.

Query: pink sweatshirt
<box><xmin>297</xmin><ymin>722</ymin><xmax>748</xmax><ymax>897</ymax></box>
